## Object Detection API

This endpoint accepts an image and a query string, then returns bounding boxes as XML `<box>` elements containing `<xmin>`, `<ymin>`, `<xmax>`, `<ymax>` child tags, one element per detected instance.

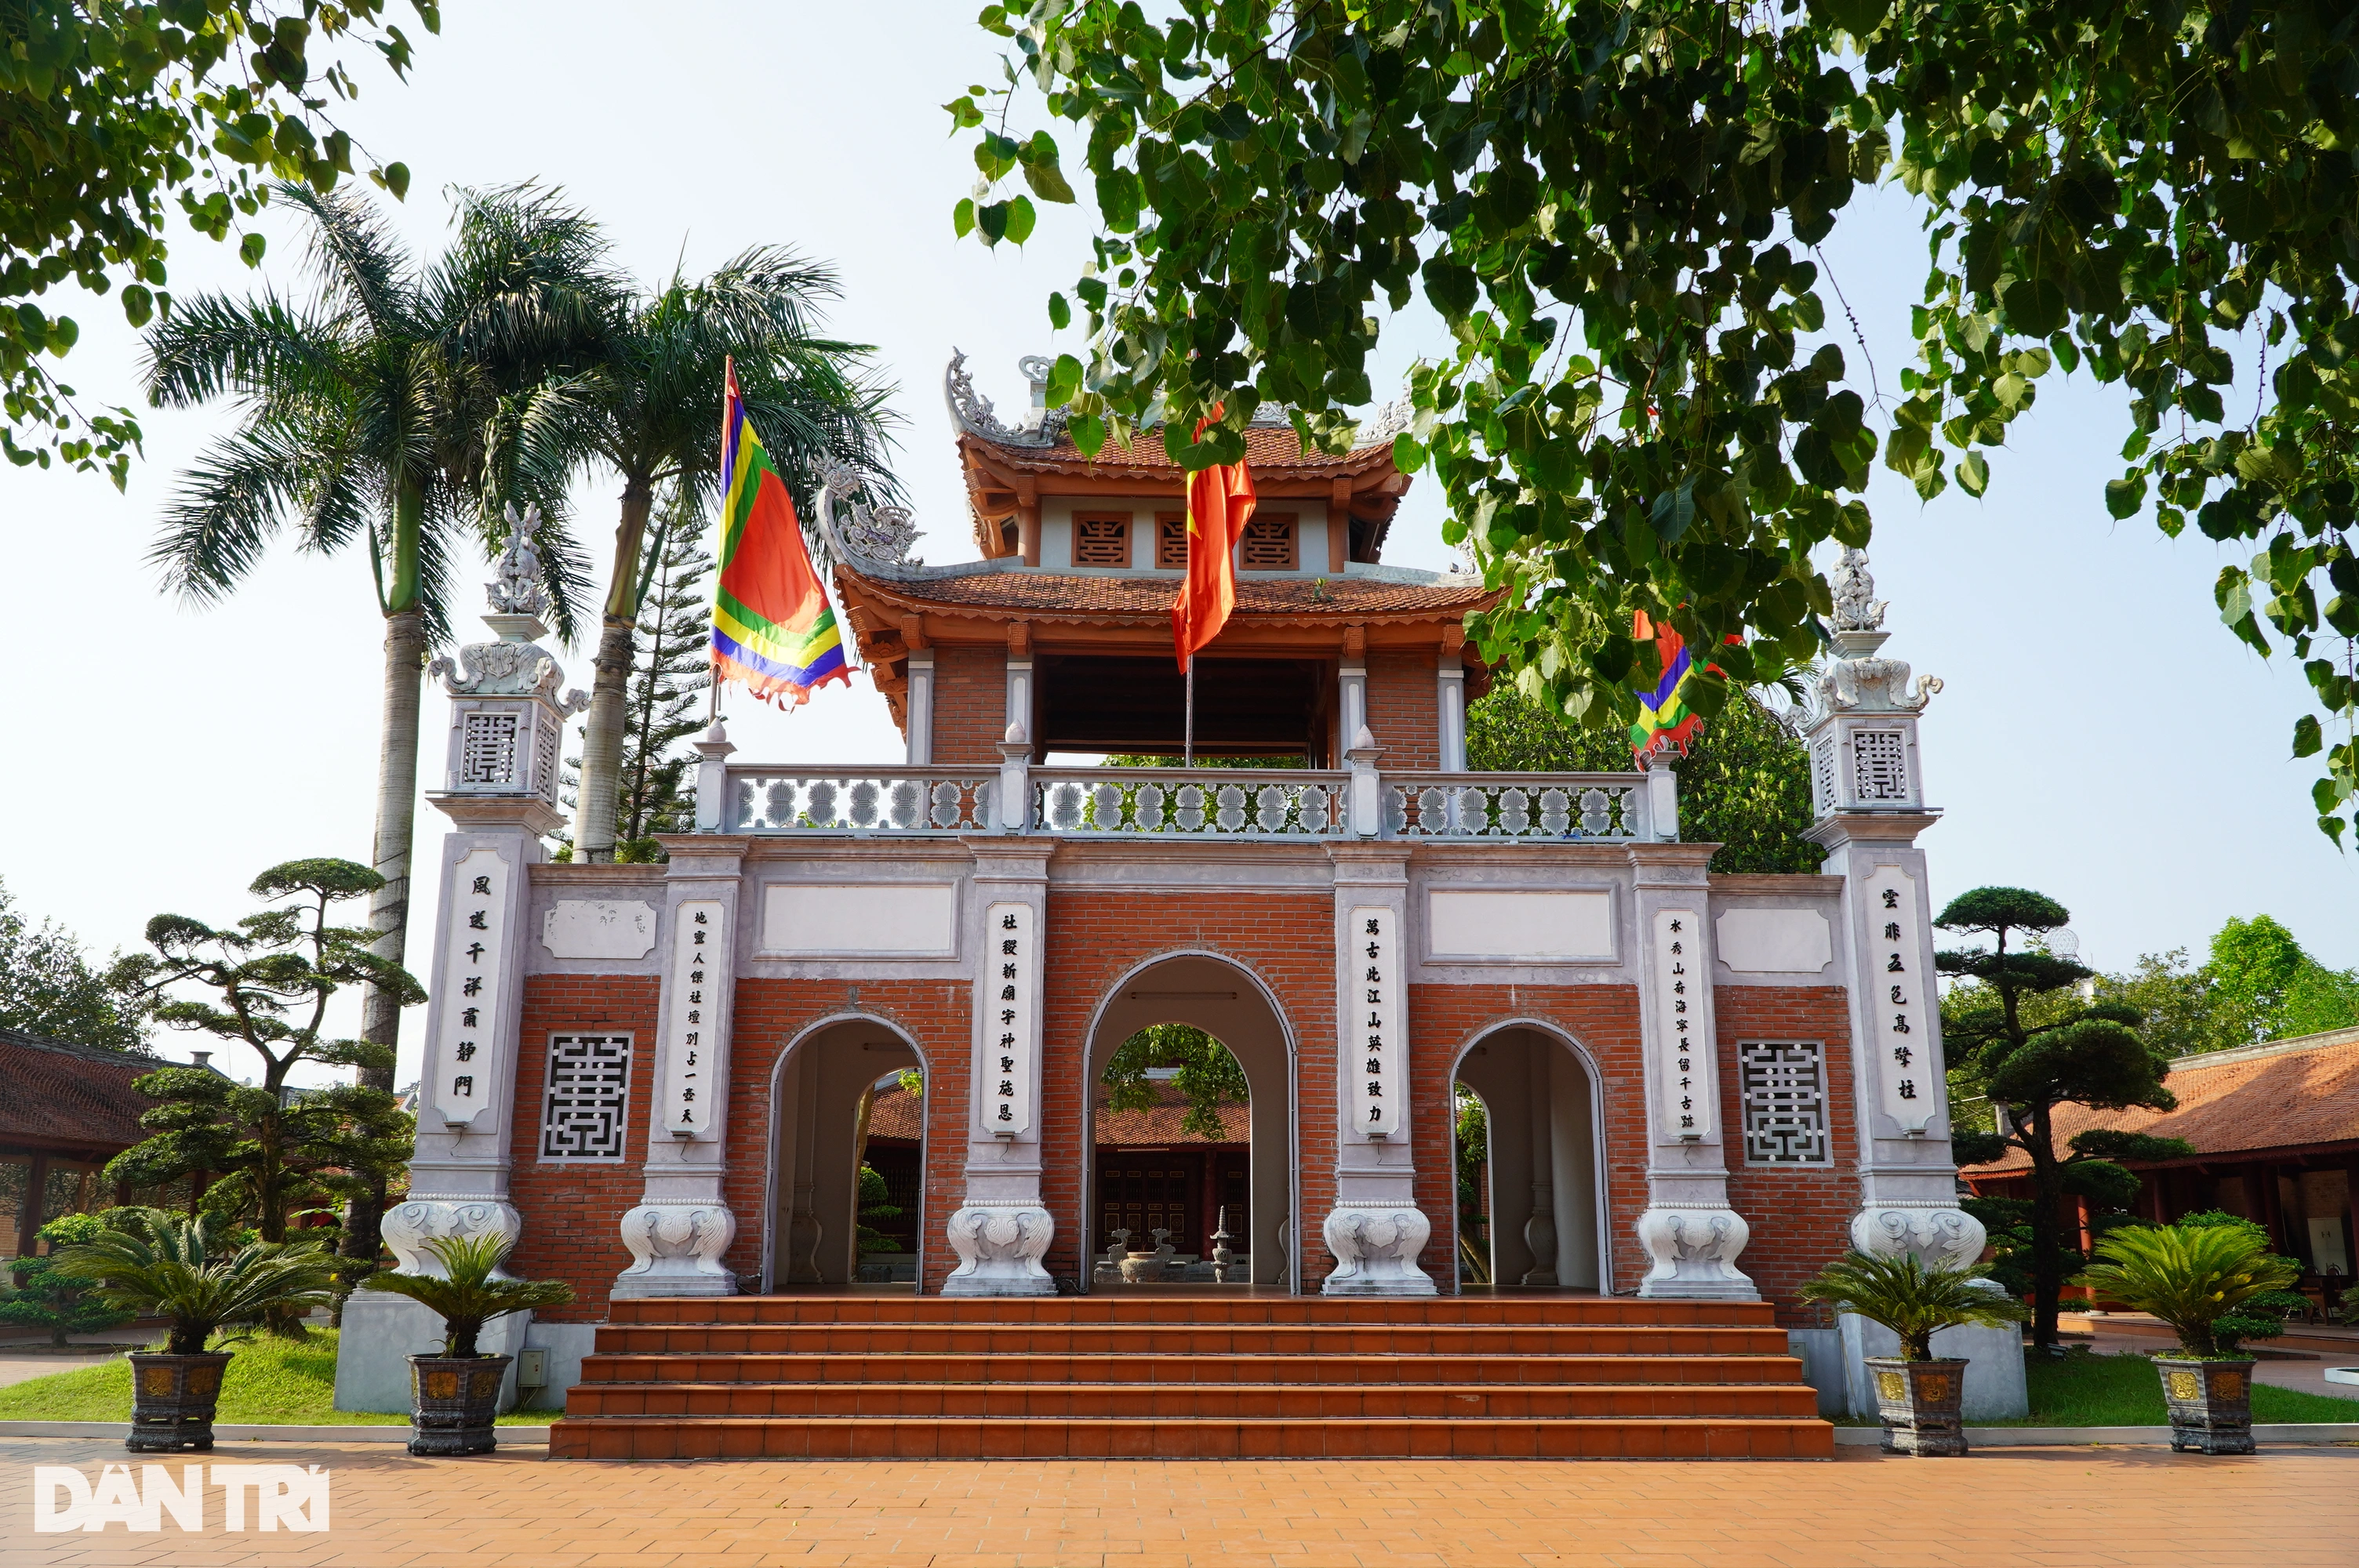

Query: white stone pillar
<box><xmin>1436</xmin><ymin>649</ymin><xmax>1467</xmax><ymax>772</ymax></box>
<box><xmin>612</xmin><ymin>837</ymin><xmax>749</xmax><ymax>1298</ymax></box>
<box><xmin>690</xmin><ymin>720</ymin><xmax>734</xmax><ymax>833</ymax></box>
<box><xmin>1320</xmin><ymin>844</ymin><xmax>1437</xmax><ymax>1294</ymax></box>
<box><xmin>941</xmin><ymin>842</ymin><xmax>1057</xmax><ymax>1295</ymax></box>
<box><xmin>905</xmin><ymin>648</ymin><xmax>936</xmax><ymax>766</ymax></box>
<box><xmin>1338</xmin><ymin>661</ymin><xmax>1369</xmax><ymax>754</ymax></box>
<box><xmin>1628</xmin><ymin>842</ymin><xmax>1758</xmax><ymax>1300</ymax></box>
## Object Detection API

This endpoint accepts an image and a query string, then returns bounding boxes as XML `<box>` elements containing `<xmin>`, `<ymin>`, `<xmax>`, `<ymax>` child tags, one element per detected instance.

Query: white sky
<box><xmin>1</xmin><ymin>2</ymin><xmax>2349</xmax><ymax>1088</ymax></box>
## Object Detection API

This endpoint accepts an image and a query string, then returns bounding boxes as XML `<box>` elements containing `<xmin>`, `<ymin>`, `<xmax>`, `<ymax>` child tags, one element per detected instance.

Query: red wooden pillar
<box><xmin>2253</xmin><ymin>1160</ymin><xmax>2285</xmax><ymax>1252</ymax></box>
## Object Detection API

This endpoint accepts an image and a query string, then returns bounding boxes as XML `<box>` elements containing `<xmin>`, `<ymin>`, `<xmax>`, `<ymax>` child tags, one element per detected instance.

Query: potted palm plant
<box><xmin>2074</xmin><ymin>1222</ymin><xmax>2299</xmax><ymax>1454</ymax></box>
<box><xmin>362</xmin><ymin>1232</ymin><xmax>574</xmax><ymax>1455</ymax></box>
<box><xmin>1801</xmin><ymin>1250</ymin><xmax>2030</xmax><ymax>1456</ymax></box>
<box><xmin>48</xmin><ymin>1210</ymin><xmax>337</xmax><ymax>1453</ymax></box>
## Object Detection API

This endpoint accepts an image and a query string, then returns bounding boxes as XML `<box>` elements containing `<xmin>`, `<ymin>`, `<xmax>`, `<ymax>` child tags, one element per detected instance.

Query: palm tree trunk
<box><xmin>358</xmin><ymin>606</ymin><xmax>427</xmax><ymax>1088</ymax></box>
<box><xmin>575</xmin><ymin>476</ymin><xmax>655</xmax><ymax>862</ymax></box>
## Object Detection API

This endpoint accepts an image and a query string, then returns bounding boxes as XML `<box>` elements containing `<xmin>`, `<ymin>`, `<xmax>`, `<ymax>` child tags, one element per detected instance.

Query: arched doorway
<box><xmin>1452</xmin><ymin>1024</ymin><xmax>1609</xmax><ymax>1292</ymax></box>
<box><xmin>759</xmin><ymin>1016</ymin><xmax>926</xmax><ymax>1292</ymax></box>
<box><xmin>1082</xmin><ymin>953</ymin><xmax>1297</xmax><ymax>1291</ymax></box>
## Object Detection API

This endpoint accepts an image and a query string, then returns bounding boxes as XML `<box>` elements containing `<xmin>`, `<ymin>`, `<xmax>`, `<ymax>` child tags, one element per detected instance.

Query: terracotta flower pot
<box><xmin>1863</xmin><ymin>1355</ymin><xmax>1968</xmax><ymax>1456</ymax></box>
<box><xmin>2154</xmin><ymin>1356</ymin><xmax>2257</xmax><ymax>1454</ymax></box>
<box><xmin>407</xmin><ymin>1353</ymin><xmax>512</xmax><ymax>1456</ymax></box>
<box><xmin>125</xmin><ymin>1352</ymin><xmax>234</xmax><ymax>1453</ymax></box>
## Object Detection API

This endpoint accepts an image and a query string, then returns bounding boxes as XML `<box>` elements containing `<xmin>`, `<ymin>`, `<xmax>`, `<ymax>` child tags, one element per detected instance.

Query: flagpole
<box><xmin>1184</xmin><ymin>660</ymin><xmax>1194</xmax><ymax>768</ymax></box>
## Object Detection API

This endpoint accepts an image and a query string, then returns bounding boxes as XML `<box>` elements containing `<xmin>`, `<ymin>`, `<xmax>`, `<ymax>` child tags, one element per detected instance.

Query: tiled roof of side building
<box><xmin>838</xmin><ymin>566</ymin><xmax>1496</xmax><ymax>622</ymax></box>
<box><xmin>1960</xmin><ymin>1024</ymin><xmax>2359</xmax><ymax>1174</ymax></box>
<box><xmin>961</xmin><ymin>423</ymin><xmax>1400</xmax><ymax>478</ymax></box>
<box><xmin>0</xmin><ymin>1026</ymin><xmax>165</xmax><ymax>1154</ymax></box>
<box><xmin>862</xmin><ymin>1080</ymin><xmax>1250</xmax><ymax>1146</ymax></box>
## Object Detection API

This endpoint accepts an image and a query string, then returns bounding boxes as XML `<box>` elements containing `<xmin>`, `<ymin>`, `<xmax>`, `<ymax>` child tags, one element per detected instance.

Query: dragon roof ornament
<box><xmin>812</xmin><ymin>457</ymin><xmax>922</xmax><ymax>574</ymax></box>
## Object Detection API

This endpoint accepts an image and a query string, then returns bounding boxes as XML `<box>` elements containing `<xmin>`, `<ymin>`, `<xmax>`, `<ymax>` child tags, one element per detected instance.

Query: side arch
<box><xmin>1446</xmin><ymin>1017</ymin><xmax>1613</xmax><ymax>1293</ymax></box>
<box><xmin>758</xmin><ymin>1011</ymin><xmax>932</xmax><ymax>1293</ymax></box>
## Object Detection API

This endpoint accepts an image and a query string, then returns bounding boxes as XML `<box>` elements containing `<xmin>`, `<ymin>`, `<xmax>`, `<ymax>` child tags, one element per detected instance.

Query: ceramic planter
<box><xmin>125</xmin><ymin>1352</ymin><xmax>234</xmax><ymax>1453</ymax></box>
<box><xmin>2154</xmin><ymin>1356</ymin><xmax>2257</xmax><ymax>1454</ymax></box>
<box><xmin>1863</xmin><ymin>1355</ymin><xmax>1968</xmax><ymax>1456</ymax></box>
<box><xmin>407</xmin><ymin>1353</ymin><xmax>512</xmax><ymax>1456</ymax></box>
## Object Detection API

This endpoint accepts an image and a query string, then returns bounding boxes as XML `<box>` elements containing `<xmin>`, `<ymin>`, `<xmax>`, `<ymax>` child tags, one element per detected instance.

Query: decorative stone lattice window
<box><xmin>540</xmin><ymin>1033</ymin><xmax>634</xmax><ymax>1159</ymax></box>
<box><xmin>1812</xmin><ymin>736</ymin><xmax>1838</xmax><ymax>814</ymax></box>
<box><xmin>1739</xmin><ymin>1040</ymin><xmax>1830</xmax><ymax>1165</ymax></box>
<box><xmin>1156</xmin><ymin>513</ymin><xmax>1187</xmax><ymax>569</ymax></box>
<box><xmin>1239</xmin><ymin>513</ymin><xmax>1297</xmax><ymax>570</ymax></box>
<box><xmin>1073</xmin><ymin>514</ymin><xmax>1130</xmax><ymax>568</ymax></box>
<box><xmin>460</xmin><ymin>713</ymin><xmax>520</xmax><ymax>786</ymax></box>
<box><xmin>1852</xmin><ymin>729</ymin><xmax>1910</xmax><ymax>802</ymax></box>
<box><xmin>533</xmin><ymin>718</ymin><xmax>559</xmax><ymax>802</ymax></box>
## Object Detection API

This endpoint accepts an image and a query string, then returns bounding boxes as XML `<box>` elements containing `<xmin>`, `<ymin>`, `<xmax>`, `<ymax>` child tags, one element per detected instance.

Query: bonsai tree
<box><xmin>107</xmin><ymin>859</ymin><xmax>423</xmax><ymax>1304</ymax></box>
<box><xmin>360</xmin><ymin>1233</ymin><xmax>573</xmax><ymax>1357</ymax></box>
<box><xmin>2074</xmin><ymin>1223</ymin><xmax>2300</xmax><ymax>1359</ymax></box>
<box><xmin>0</xmin><ymin>1214</ymin><xmax>137</xmax><ymax>1346</ymax></box>
<box><xmin>853</xmin><ymin>1167</ymin><xmax>905</xmax><ymax>1255</ymax></box>
<box><xmin>1936</xmin><ymin>887</ymin><xmax>2192</xmax><ymax>1349</ymax></box>
<box><xmin>48</xmin><ymin>1210</ymin><xmax>337</xmax><ymax>1355</ymax></box>
<box><xmin>1799</xmin><ymin>1250</ymin><xmax>2029</xmax><ymax>1361</ymax></box>
<box><xmin>2150</xmin><ymin>1212</ymin><xmax>2312</xmax><ymax>1352</ymax></box>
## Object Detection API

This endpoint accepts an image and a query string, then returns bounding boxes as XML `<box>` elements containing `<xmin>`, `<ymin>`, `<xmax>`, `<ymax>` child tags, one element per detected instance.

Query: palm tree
<box><xmin>565</xmin><ymin>249</ymin><xmax>900</xmax><ymax>862</ymax></box>
<box><xmin>144</xmin><ymin>183</ymin><xmax>611</xmax><ymax>1281</ymax></box>
<box><xmin>143</xmin><ymin>182</ymin><xmax>612</xmax><ymax>1098</ymax></box>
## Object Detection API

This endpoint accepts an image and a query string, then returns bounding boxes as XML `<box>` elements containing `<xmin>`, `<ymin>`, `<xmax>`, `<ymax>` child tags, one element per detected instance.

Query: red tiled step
<box><xmin>562</xmin><ymin>1381</ymin><xmax>1823</xmax><ymax>1421</ymax></box>
<box><xmin>604</xmin><ymin>1294</ymin><xmax>1779</xmax><ymax>1328</ymax></box>
<box><xmin>547</xmin><ymin>1415</ymin><xmax>1836</xmax><ymax>1461</ymax></box>
<box><xmin>576</xmin><ymin>1351</ymin><xmax>1811</xmax><ymax>1388</ymax></box>
<box><xmin>589</xmin><ymin>1323</ymin><xmax>1795</xmax><ymax>1357</ymax></box>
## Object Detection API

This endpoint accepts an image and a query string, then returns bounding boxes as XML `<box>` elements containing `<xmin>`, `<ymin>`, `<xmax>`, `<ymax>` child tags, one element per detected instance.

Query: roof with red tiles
<box><xmin>837</xmin><ymin>564</ymin><xmax>1494</xmax><ymax>625</ymax></box>
<box><xmin>0</xmin><ymin>1027</ymin><xmax>162</xmax><ymax>1157</ymax></box>
<box><xmin>860</xmin><ymin>1079</ymin><xmax>1249</xmax><ymax>1147</ymax></box>
<box><xmin>961</xmin><ymin>423</ymin><xmax>1398</xmax><ymax>481</ymax></box>
<box><xmin>1961</xmin><ymin>1025</ymin><xmax>2359</xmax><ymax>1174</ymax></box>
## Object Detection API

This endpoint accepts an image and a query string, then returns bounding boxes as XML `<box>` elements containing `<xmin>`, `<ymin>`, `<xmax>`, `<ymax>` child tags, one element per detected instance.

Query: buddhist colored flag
<box><xmin>1171</xmin><ymin>408</ymin><xmax>1257</xmax><ymax>672</ymax></box>
<box><xmin>1630</xmin><ymin>609</ymin><xmax>1705</xmax><ymax>763</ymax></box>
<box><xmin>712</xmin><ymin>359</ymin><xmax>849</xmax><ymax>706</ymax></box>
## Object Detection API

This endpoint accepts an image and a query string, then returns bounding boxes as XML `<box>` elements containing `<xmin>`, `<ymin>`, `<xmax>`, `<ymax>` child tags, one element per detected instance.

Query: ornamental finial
<box><xmin>1829</xmin><ymin>546</ymin><xmax>1886</xmax><ymax>633</ymax></box>
<box><xmin>487</xmin><ymin>503</ymin><xmax>551</xmax><ymax>622</ymax></box>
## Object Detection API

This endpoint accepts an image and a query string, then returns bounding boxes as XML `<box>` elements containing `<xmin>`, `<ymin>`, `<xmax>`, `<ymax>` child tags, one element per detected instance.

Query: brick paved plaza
<box><xmin>9</xmin><ymin>1438</ymin><xmax>2359</xmax><ymax>1568</ymax></box>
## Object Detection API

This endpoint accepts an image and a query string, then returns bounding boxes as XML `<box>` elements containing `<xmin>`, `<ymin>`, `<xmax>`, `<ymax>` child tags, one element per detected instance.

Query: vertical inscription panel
<box><xmin>1651</xmin><ymin>908</ymin><xmax>1714</xmax><ymax>1142</ymax></box>
<box><xmin>1866</xmin><ymin>865</ymin><xmax>1932</xmax><ymax>1128</ymax></box>
<box><xmin>431</xmin><ymin>847</ymin><xmax>508</xmax><ymax>1128</ymax></box>
<box><xmin>1351</xmin><ymin>906</ymin><xmax>1401</xmax><ymax>1138</ymax></box>
<box><xmin>662</xmin><ymin>899</ymin><xmax>725</xmax><ymax>1138</ymax></box>
<box><xmin>982</xmin><ymin>902</ymin><xmax>1034</xmax><ymax>1136</ymax></box>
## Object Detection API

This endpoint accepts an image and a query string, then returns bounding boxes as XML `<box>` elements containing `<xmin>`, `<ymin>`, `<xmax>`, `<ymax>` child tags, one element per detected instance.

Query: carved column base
<box><xmin>1635</xmin><ymin>1206</ymin><xmax>1759</xmax><ymax>1301</ymax></box>
<box><xmin>1851</xmin><ymin>1203</ymin><xmax>1989</xmax><ymax>1271</ymax></box>
<box><xmin>612</xmin><ymin>1202</ymin><xmax>739</xmax><ymax>1298</ymax></box>
<box><xmin>940</xmin><ymin>1202</ymin><xmax>1055</xmax><ymax>1297</ymax></box>
<box><xmin>1320</xmin><ymin>1203</ymin><xmax>1438</xmax><ymax>1296</ymax></box>
<box><xmin>383</xmin><ymin>1197</ymin><xmax>522</xmax><ymax>1278</ymax></box>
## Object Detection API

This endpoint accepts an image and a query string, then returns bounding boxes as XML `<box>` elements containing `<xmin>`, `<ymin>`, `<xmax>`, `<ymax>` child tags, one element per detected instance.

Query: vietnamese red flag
<box><xmin>1171</xmin><ymin>408</ymin><xmax>1256</xmax><ymax>672</ymax></box>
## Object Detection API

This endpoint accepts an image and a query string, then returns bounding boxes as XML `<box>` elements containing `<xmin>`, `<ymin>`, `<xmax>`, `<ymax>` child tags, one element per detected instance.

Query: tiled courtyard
<box><xmin>7</xmin><ymin>1437</ymin><xmax>2358</xmax><ymax>1568</ymax></box>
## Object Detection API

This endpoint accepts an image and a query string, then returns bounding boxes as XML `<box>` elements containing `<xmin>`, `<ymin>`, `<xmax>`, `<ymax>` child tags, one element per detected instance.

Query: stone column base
<box><xmin>1634</xmin><ymin>1206</ymin><xmax>1759</xmax><ymax>1301</ymax></box>
<box><xmin>382</xmin><ymin>1196</ymin><xmax>522</xmax><ymax>1277</ymax></box>
<box><xmin>1850</xmin><ymin>1203</ymin><xmax>1989</xmax><ymax>1270</ymax></box>
<box><xmin>1319</xmin><ymin>1203</ymin><xmax>1438</xmax><ymax>1296</ymax></box>
<box><xmin>941</xmin><ymin>1203</ymin><xmax>1056</xmax><ymax>1297</ymax></box>
<box><xmin>612</xmin><ymin>1202</ymin><xmax>738</xmax><ymax>1298</ymax></box>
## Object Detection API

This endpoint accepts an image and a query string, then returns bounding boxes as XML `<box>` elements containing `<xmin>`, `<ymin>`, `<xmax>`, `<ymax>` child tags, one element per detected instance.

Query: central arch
<box><xmin>1450</xmin><ymin>1020</ymin><xmax>1612</xmax><ymax>1293</ymax></box>
<box><xmin>1079</xmin><ymin>949</ymin><xmax>1299</xmax><ymax>1292</ymax></box>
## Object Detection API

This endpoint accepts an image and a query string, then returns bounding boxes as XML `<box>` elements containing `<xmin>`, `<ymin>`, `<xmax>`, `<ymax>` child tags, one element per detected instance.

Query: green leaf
<box><xmin>380</xmin><ymin>162</ymin><xmax>409</xmax><ymax>201</ymax></box>
<box><xmin>1045</xmin><ymin>353</ymin><xmax>1082</xmax><ymax>407</ymax></box>
<box><xmin>1020</xmin><ymin>131</ymin><xmax>1076</xmax><ymax>202</ymax></box>
<box><xmin>1391</xmin><ymin>433</ymin><xmax>1427</xmax><ymax>472</ymax></box>
<box><xmin>2001</xmin><ymin>278</ymin><xmax>2065</xmax><ymax>338</ymax></box>
<box><xmin>2292</xmin><ymin>714</ymin><xmax>2323</xmax><ymax>758</ymax></box>
<box><xmin>2103</xmin><ymin>474</ymin><xmax>2145</xmax><ymax>519</ymax></box>
<box><xmin>238</xmin><ymin>232</ymin><xmax>267</xmax><ymax>267</ymax></box>
<box><xmin>1048</xmin><ymin>292</ymin><xmax>1070</xmax><ymax>330</ymax></box>
<box><xmin>1957</xmin><ymin>452</ymin><xmax>1990</xmax><ymax>497</ymax></box>
<box><xmin>954</xmin><ymin>198</ymin><xmax>976</xmax><ymax>239</ymax></box>
<box><xmin>943</xmin><ymin>95</ymin><xmax>985</xmax><ymax>129</ymax></box>
<box><xmin>976</xmin><ymin>201</ymin><xmax>1009</xmax><ymax>244</ymax></box>
<box><xmin>1069</xmin><ymin>413</ymin><xmax>1107</xmax><ymax>457</ymax></box>
<box><xmin>1004</xmin><ymin>195</ymin><xmax>1037</xmax><ymax>245</ymax></box>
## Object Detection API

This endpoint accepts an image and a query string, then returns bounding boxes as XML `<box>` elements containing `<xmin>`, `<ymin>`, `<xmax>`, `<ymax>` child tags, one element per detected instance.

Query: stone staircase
<box><xmin>547</xmin><ymin>1295</ymin><xmax>1833</xmax><ymax>1461</ymax></box>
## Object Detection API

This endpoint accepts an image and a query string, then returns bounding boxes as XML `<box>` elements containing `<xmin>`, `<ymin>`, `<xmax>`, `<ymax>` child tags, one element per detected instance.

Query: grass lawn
<box><xmin>1842</xmin><ymin>1348</ymin><xmax>2359</xmax><ymax>1426</ymax></box>
<box><xmin>0</xmin><ymin>1330</ymin><xmax>558</xmax><ymax>1425</ymax></box>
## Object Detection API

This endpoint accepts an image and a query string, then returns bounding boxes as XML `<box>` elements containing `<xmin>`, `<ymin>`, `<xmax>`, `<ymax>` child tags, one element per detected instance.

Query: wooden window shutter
<box><xmin>1156</xmin><ymin>513</ymin><xmax>1187</xmax><ymax>569</ymax></box>
<box><xmin>1074</xmin><ymin>513</ymin><xmax>1131</xmax><ymax>568</ymax></box>
<box><xmin>1240</xmin><ymin>513</ymin><xmax>1297</xmax><ymax>571</ymax></box>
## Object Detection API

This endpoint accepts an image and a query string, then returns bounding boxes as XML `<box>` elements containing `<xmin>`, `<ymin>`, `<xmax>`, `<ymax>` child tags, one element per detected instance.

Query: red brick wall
<box><xmin>1366</xmin><ymin>649</ymin><xmax>1440</xmax><ymax>768</ymax></box>
<box><xmin>506</xmin><ymin>976</ymin><xmax>661</xmax><ymax>1322</ymax></box>
<box><xmin>1408</xmin><ymin>985</ymin><xmax>1649</xmax><ymax>1295</ymax></box>
<box><xmin>1041</xmin><ymin>889</ymin><xmax>1336</xmax><ymax>1290</ymax></box>
<box><xmin>722</xmin><ymin>978</ymin><xmax>972</xmax><ymax>1295</ymax></box>
<box><xmin>929</xmin><ymin>644</ymin><xmax>1006</xmax><ymax>766</ymax></box>
<box><xmin>1714</xmin><ymin>985</ymin><xmax>1861</xmax><ymax>1324</ymax></box>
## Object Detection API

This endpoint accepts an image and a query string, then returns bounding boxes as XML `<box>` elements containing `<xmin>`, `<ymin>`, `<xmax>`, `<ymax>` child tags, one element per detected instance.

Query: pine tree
<box><xmin>560</xmin><ymin>493</ymin><xmax>715</xmax><ymax>863</ymax></box>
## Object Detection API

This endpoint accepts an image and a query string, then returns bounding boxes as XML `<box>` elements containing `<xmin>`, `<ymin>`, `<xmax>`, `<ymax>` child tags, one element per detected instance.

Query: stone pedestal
<box><xmin>333</xmin><ymin>1292</ymin><xmax>526</xmax><ymax>1414</ymax></box>
<box><xmin>1839</xmin><ymin>1314</ymin><xmax>2027</xmax><ymax>1421</ymax></box>
<box><xmin>613</xmin><ymin>1200</ymin><xmax>740</xmax><ymax>1298</ymax></box>
<box><xmin>942</xmin><ymin>1201</ymin><xmax>1056</xmax><ymax>1296</ymax></box>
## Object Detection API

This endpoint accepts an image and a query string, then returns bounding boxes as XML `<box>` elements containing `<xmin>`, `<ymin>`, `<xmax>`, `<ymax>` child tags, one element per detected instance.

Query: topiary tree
<box><xmin>1937</xmin><ymin>887</ymin><xmax>2192</xmax><ymax>1350</ymax></box>
<box><xmin>0</xmin><ymin>1214</ymin><xmax>136</xmax><ymax>1346</ymax></box>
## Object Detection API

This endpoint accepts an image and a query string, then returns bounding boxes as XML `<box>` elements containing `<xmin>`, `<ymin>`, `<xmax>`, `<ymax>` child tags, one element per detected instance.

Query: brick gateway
<box><xmin>342</xmin><ymin>357</ymin><xmax>1991</xmax><ymax>1451</ymax></box>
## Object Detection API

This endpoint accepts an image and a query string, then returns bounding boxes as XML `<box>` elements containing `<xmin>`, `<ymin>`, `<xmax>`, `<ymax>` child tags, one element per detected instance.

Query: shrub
<box><xmin>1799</xmin><ymin>1250</ymin><xmax>2030</xmax><ymax>1361</ymax></box>
<box><xmin>2074</xmin><ymin>1223</ymin><xmax>2301</xmax><ymax>1359</ymax></box>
